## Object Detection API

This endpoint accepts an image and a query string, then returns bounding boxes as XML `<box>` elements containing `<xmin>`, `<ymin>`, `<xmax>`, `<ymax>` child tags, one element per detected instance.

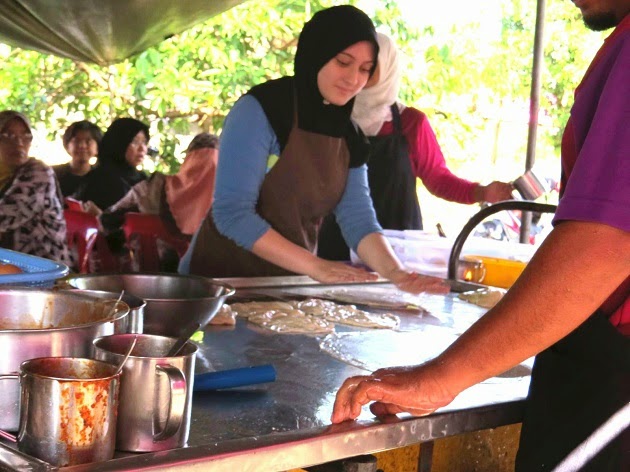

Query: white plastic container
<box><xmin>352</xmin><ymin>230</ymin><xmax>537</xmax><ymax>278</ymax></box>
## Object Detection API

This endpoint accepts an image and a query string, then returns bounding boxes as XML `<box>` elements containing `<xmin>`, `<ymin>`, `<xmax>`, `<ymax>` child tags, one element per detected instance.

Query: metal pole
<box><xmin>520</xmin><ymin>0</ymin><xmax>546</xmax><ymax>244</ymax></box>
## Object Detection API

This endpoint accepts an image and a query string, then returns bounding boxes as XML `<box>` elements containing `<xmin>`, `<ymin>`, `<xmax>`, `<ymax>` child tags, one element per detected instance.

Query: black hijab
<box><xmin>248</xmin><ymin>5</ymin><xmax>378</xmax><ymax>168</ymax></box>
<box><xmin>74</xmin><ymin>117</ymin><xmax>149</xmax><ymax>209</ymax></box>
<box><xmin>98</xmin><ymin>117</ymin><xmax>149</xmax><ymax>171</ymax></box>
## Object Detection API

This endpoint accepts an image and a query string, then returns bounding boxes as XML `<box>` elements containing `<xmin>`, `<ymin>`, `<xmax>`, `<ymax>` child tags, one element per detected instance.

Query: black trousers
<box><xmin>516</xmin><ymin>312</ymin><xmax>630</xmax><ymax>471</ymax></box>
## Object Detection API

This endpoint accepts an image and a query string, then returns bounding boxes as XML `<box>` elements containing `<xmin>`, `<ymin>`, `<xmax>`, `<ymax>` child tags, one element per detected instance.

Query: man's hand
<box><xmin>331</xmin><ymin>362</ymin><xmax>457</xmax><ymax>423</ymax></box>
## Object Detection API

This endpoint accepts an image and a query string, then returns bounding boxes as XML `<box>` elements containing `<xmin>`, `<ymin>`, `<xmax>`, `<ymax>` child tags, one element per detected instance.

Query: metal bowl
<box><xmin>59</xmin><ymin>273</ymin><xmax>235</xmax><ymax>338</ymax></box>
<box><xmin>0</xmin><ymin>288</ymin><xmax>130</xmax><ymax>431</ymax></box>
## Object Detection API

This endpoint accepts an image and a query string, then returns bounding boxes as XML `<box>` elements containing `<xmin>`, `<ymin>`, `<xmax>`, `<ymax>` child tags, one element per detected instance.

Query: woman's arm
<box><xmin>107</xmin><ymin>181</ymin><xmax>145</xmax><ymax>214</ymax></box>
<box><xmin>252</xmin><ymin>228</ymin><xmax>377</xmax><ymax>283</ymax></box>
<box><xmin>336</xmin><ymin>165</ymin><xmax>448</xmax><ymax>293</ymax></box>
<box><xmin>211</xmin><ymin>95</ymin><xmax>277</xmax><ymax>249</ymax></box>
<box><xmin>403</xmin><ymin>108</ymin><xmax>483</xmax><ymax>204</ymax></box>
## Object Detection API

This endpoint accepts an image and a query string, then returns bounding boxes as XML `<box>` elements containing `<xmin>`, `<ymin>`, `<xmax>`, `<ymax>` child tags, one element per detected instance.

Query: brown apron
<box><xmin>189</xmin><ymin>120</ymin><xmax>350</xmax><ymax>278</ymax></box>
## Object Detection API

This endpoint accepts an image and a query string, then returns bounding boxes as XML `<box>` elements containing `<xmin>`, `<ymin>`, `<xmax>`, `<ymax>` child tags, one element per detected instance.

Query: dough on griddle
<box><xmin>320</xmin><ymin>288</ymin><xmax>428</xmax><ymax>312</ymax></box>
<box><xmin>229</xmin><ymin>298</ymin><xmax>399</xmax><ymax>333</ymax></box>
<box><xmin>208</xmin><ymin>304</ymin><xmax>237</xmax><ymax>326</ymax></box>
<box><xmin>458</xmin><ymin>288</ymin><xmax>506</xmax><ymax>308</ymax></box>
<box><xmin>229</xmin><ymin>301</ymin><xmax>294</xmax><ymax>318</ymax></box>
<box><xmin>247</xmin><ymin>309</ymin><xmax>334</xmax><ymax>334</ymax></box>
<box><xmin>295</xmin><ymin>298</ymin><xmax>399</xmax><ymax>329</ymax></box>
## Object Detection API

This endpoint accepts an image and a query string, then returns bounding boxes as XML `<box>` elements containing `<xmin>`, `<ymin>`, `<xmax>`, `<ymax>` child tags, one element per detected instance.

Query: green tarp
<box><xmin>0</xmin><ymin>0</ymin><xmax>247</xmax><ymax>65</ymax></box>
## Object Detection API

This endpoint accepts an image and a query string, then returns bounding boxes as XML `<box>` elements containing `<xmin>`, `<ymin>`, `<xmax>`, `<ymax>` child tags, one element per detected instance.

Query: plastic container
<box><xmin>351</xmin><ymin>230</ymin><xmax>536</xmax><ymax>279</ymax></box>
<box><xmin>467</xmin><ymin>255</ymin><xmax>527</xmax><ymax>288</ymax></box>
<box><xmin>0</xmin><ymin>248</ymin><xmax>69</xmax><ymax>287</ymax></box>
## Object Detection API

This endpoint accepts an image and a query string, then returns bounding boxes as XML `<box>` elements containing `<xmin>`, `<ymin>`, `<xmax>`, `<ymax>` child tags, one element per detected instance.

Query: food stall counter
<box><xmin>0</xmin><ymin>277</ymin><xmax>529</xmax><ymax>471</ymax></box>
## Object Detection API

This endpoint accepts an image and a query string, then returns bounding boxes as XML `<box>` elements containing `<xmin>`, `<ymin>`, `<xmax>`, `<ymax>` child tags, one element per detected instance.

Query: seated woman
<box><xmin>74</xmin><ymin>117</ymin><xmax>149</xmax><ymax>210</ymax></box>
<box><xmin>97</xmin><ymin>133</ymin><xmax>218</xmax><ymax>234</ymax></box>
<box><xmin>0</xmin><ymin>110</ymin><xmax>72</xmax><ymax>265</ymax></box>
<box><xmin>319</xmin><ymin>32</ymin><xmax>515</xmax><ymax>260</ymax></box>
<box><xmin>90</xmin><ymin>133</ymin><xmax>219</xmax><ymax>271</ymax></box>
<box><xmin>53</xmin><ymin>120</ymin><xmax>102</xmax><ymax>197</ymax></box>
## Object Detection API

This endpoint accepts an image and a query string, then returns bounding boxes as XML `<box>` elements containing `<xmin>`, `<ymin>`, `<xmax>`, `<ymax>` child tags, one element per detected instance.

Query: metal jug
<box><xmin>512</xmin><ymin>169</ymin><xmax>550</xmax><ymax>201</ymax></box>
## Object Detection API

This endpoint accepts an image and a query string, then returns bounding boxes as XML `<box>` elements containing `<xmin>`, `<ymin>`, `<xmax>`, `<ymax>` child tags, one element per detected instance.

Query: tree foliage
<box><xmin>0</xmin><ymin>0</ymin><xmax>604</xmax><ymax>179</ymax></box>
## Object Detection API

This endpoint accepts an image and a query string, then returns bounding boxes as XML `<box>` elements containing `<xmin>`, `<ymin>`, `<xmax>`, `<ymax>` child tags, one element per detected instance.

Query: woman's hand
<box><xmin>475</xmin><ymin>181</ymin><xmax>514</xmax><ymax>203</ymax></box>
<box><xmin>386</xmin><ymin>268</ymin><xmax>450</xmax><ymax>295</ymax></box>
<box><xmin>308</xmin><ymin>259</ymin><xmax>378</xmax><ymax>284</ymax></box>
<box><xmin>82</xmin><ymin>200</ymin><xmax>102</xmax><ymax>217</ymax></box>
<box><xmin>331</xmin><ymin>361</ymin><xmax>458</xmax><ymax>423</ymax></box>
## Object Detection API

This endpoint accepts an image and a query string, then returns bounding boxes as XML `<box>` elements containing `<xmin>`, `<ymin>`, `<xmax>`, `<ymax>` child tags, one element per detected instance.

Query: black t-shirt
<box><xmin>52</xmin><ymin>163</ymin><xmax>91</xmax><ymax>197</ymax></box>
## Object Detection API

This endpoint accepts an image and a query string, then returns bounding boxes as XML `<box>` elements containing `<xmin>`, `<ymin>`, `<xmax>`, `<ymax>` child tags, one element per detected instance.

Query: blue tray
<box><xmin>0</xmin><ymin>248</ymin><xmax>70</xmax><ymax>287</ymax></box>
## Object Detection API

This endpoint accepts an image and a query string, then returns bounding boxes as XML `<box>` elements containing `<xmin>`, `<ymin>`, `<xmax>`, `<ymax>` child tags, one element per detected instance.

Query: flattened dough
<box><xmin>458</xmin><ymin>288</ymin><xmax>506</xmax><ymax>309</ymax></box>
<box><xmin>229</xmin><ymin>298</ymin><xmax>399</xmax><ymax>334</ymax></box>
<box><xmin>229</xmin><ymin>301</ymin><xmax>294</xmax><ymax>318</ymax></box>
<box><xmin>209</xmin><ymin>304</ymin><xmax>237</xmax><ymax>326</ymax></box>
<box><xmin>323</xmin><ymin>288</ymin><xmax>426</xmax><ymax>311</ymax></box>
<box><xmin>295</xmin><ymin>298</ymin><xmax>399</xmax><ymax>329</ymax></box>
<box><xmin>247</xmin><ymin>310</ymin><xmax>334</xmax><ymax>334</ymax></box>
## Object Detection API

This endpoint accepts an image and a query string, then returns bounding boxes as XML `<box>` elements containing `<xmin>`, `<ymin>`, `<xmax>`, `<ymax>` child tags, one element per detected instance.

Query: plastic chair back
<box><xmin>122</xmin><ymin>213</ymin><xmax>190</xmax><ymax>272</ymax></box>
<box><xmin>65</xmin><ymin>197</ymin><xmax>84</xmax><ymax>211</ymax></box>
<box><xmin>64</xmin><ymin>209</ymin><xmax>99</xmax><ymax>273</ymax></box>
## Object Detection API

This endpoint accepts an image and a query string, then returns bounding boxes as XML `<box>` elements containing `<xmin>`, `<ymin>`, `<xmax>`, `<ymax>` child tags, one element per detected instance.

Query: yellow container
<box><xmin>467</xmin><ymin>255</ymin><xmax>527</xmax><ymax>289</ymax></box>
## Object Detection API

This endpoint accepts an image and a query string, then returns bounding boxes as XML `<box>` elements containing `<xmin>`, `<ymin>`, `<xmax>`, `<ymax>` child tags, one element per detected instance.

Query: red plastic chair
<box><xmin>64</xmin><ymin>209</ymin><xmax>99</xmax><ymax>273</ymax></box>
<box><xmin>122</xmin><ymin>213</ymin><xmax>190</xmax><ymax>272</ymax></box>
<box><xmin>65</xmin><ymin>197</ymin><xmax>84</xmax><ymax>211</ymax></box>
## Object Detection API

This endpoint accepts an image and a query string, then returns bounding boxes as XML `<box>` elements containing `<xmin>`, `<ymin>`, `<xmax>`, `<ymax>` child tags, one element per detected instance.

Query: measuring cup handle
<box><xmin>153</xmin><ymin>364</ymin><xmax>187</xmax><ymax>441</ymax></box>
<box><xmin>0</xmin><ymin>374</ymin><xmax>19</xmax><ymax>443</ymax></box>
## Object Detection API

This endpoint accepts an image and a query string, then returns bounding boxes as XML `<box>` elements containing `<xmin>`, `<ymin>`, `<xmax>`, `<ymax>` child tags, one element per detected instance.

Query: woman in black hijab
<box><xmin>183</xmin><ymin>5</ymin><xmax>447</xmax><ymax>295</ymax></box>
<box><xmin>75</xmin><ymin>118</ymin><xmax>149</xmax><ymax>210</ymax></box>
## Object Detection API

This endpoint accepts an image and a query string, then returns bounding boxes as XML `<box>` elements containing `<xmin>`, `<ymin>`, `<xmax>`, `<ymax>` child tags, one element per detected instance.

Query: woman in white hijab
<box><xmin>319</xmin><ymin>32</ymin><xmax>513</xmax><ymax>261</ymax></box>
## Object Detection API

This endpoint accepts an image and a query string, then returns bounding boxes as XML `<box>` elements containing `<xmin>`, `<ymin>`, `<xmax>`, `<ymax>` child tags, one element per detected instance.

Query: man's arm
<box><xmin>437</xmin><ymin>220</ymin><xmax>629</xmax><ymax>392</ymax></box>
<box><xmin>332</xmin><ymin>220</ymin><xmax>630</xmax><ymax>421</ymax></box>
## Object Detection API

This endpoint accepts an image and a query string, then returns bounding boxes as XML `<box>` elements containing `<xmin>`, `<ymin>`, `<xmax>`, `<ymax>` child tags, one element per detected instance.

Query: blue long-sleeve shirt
<box><xmin>179</xmin><ymin>95</ymin><xmax>381</xmax><ymax>273</ymax></box>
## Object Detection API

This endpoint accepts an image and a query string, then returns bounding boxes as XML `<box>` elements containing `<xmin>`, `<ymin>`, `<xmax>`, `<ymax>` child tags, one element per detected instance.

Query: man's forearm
<box><xmin>435</xmin><ymin>221</ymin><xmax>630</xmax><ymax>394</ymax></box>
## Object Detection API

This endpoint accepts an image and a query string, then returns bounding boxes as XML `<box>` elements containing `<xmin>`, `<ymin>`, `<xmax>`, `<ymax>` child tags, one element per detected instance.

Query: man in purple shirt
<box><xmin>332</xmin><ymin>1</ymin><xmax>630</xmax><ymax>470</ymax></box>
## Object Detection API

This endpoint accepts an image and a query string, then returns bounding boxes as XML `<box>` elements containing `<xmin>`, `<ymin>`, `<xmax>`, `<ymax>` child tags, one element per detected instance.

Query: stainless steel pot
<box><xmin>60</xmin><ymin>273</ymin><xmax>235</xmax><ymax>339</ymax></box>
<box><xmin>68</xmin><ymin>289</ymin><xmax>146</xmax><ymax>334</ymax></box>
<box><xmin>0</xmin><ymin>289</ymin><xmax>129</xmax><ymax>432</ymax></box>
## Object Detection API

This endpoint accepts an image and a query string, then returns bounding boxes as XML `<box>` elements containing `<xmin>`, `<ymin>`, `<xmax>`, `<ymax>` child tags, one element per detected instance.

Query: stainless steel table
<box><xmin>0</xmin><ymin>278</ymin><xmax>530</xmax><ymax>471</ymax></box>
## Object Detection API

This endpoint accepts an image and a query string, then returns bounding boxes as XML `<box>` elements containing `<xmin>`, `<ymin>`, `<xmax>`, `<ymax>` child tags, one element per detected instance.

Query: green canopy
<box><xmin>0</xmin><ymin>0</ymin><xmax>248</xmax><ymax>65</ymax></box>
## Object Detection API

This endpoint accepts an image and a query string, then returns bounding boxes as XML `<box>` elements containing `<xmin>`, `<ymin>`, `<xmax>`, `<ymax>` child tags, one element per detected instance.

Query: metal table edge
<box><xmin>63</xmin><ymin>400</ymin><xmax>525</xmax><ymax>471</ymax></box>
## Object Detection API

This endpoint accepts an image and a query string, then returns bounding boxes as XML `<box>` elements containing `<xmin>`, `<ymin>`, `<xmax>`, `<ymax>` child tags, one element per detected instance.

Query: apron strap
<box><xmin>390</xmin><ymin>104</ymin><xmax>402</xmax><ymax>135</ymax></box>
